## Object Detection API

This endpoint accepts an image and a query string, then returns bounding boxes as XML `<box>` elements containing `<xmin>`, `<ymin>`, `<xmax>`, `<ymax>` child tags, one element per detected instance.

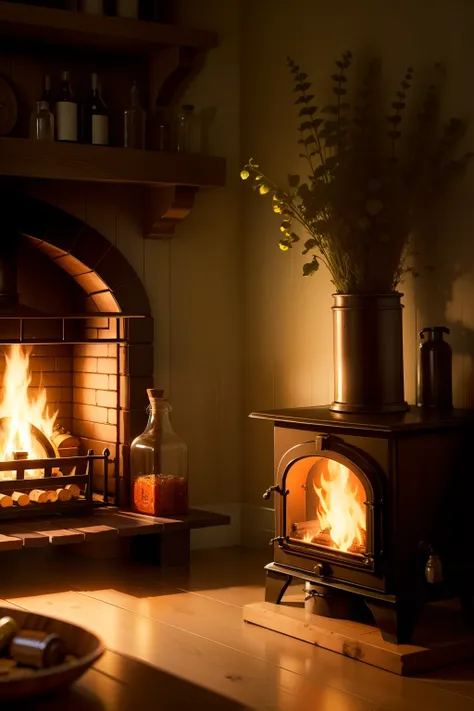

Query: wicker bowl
<box><xmin>0</xmin><ymin>606</ymin><xmax>104</xmax><ymax>702</ymax></box>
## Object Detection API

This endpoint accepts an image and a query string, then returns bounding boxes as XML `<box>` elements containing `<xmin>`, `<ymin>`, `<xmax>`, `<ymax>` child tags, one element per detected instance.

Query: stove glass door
<box><xmin>285</xmin><ymin>455</ymin><xmax>367</xmax><ymax>557</ymax></box>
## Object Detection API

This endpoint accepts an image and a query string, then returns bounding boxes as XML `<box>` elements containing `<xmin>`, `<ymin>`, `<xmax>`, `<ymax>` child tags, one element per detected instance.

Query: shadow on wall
<box><xmin>414</xmin><ymin>182</ymin><xmax>474</xmax><ymax>408</ymax></box>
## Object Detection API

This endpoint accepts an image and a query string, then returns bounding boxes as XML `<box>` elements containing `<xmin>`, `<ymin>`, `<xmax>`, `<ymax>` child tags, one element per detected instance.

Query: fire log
<box><xmin>56</xmin><ymin>488</ymin><xmax>72</xmax><ymax>503</ymax></box>
<box><xmin>29</xmin><ymin>490</ymin><xmax>48</xmax><ymax>504</ymax></box>
<box><xmin>290</xmin><ymin>520</ymin><xmax>322</xmax><ymax>540</ymax></box>
<box><xmin>65</xmin><ymin>484</ymin><xmax>80</xmax><ymax>499</ymax></box>
<box><xmin>12</xmin><ymin>492</ymin><xmax>29</xmax><ymax>507</ymax></box>
<box><xmin>0</xmin><ymin>493</ymin><xmax>13</xmax><ymax>508</ymax></box>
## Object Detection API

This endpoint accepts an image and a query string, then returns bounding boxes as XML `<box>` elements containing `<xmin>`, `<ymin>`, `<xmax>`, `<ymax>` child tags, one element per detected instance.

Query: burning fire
<box><xmin>0</xmin><ymin>345</ymin><xmax>57</xmax><ymax>479</ymax></box>
<box><xmin>309</xmin><ymin>459</ymin><xmax>366</xmax><ymax>553</ymax></box>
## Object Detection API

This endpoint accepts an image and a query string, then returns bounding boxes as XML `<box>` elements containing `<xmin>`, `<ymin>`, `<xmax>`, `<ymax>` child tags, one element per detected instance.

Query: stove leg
<box><xmin>365</xmin><ymin>599</ymin><xmax>419</xmax><ymax>644</ymax></box>
<box><xmin>265</xmin><ymin>569</ymin><xmax>293</xmax><ymax>604</ymax></box>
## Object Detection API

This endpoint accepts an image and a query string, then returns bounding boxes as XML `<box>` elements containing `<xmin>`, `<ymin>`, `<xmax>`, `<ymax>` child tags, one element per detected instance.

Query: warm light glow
<box><xmin>0</xmin><ymin>345</ymin><xmax>57</xmax><ymax>479</ymax></box>
<box><xmin>314</xmin><ymin>459</ymin><xmax>366</xmax><ymax>553</ymax></box>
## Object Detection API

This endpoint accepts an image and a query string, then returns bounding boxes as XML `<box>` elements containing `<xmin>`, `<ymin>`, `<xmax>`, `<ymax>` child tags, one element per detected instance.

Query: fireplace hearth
<box><xmin>253</xmin><ymin>405</ymin><xmax>474</xmax><ymax>644</ymax></box>
<box><xmin>0</xmin><ymin>193</ymin><xmax>153</xmax><ymax>519</ymax></box>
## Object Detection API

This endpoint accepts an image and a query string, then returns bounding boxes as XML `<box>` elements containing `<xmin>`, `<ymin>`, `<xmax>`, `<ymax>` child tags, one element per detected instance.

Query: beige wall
<box><xmin>23</xmin><ymin>0</ymin><xmax>242</xmax><ymax>508</ymax></box>
<box><xmin>241</xmin><ymin>0</ymin><xmax>474</xmax><ymax>527</ymax></box>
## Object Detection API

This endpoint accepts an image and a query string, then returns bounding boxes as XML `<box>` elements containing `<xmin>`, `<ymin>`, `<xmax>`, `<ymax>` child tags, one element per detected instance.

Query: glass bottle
<box><xmin>56</xmin><ymin>70</ymin><xmax>77</xmax><ymax>142</ymax></box>
<box><xmin>41</xmin><ymin>74</ymin><xmax>52</xmax><ymax>106</ymax></box>
<box><xmin>30</xmin><ymin>101</ymin><xmax>54</xmax><ymax>141</ymax></box>
<box><xmin>176</xmin><ymin>104</ymin><xmax>194</xmax><ymax>152</ymax></box>
<box><xmin>131</xmin><ymin>389</ymin><xmax>188</xmax><ymax>516</ymax></box>
<box><xmin>124</xmin><ymin>80</ymin><xmax>146</xmax><ymax>149</ymax></box>
<box><xmin>83</xmin><ymin>72</ymin><xmax>109</xmax><ymax>145</ymax></box>
<box><xmin>154</xmin><ymin>105</ymin><xmax>170</xmax><ymax>151</ymax></box>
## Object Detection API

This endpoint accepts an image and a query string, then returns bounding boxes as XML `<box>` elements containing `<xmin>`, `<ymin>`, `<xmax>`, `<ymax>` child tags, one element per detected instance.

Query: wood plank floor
<box><xmin>1</xmin><ymin>546</ymin><xmax>474</xmax><ymax>710</ymax></box>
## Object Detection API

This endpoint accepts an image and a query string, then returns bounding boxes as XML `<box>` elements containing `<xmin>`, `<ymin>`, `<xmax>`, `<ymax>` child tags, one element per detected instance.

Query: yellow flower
<box><xmin>279</xmin><ymin>241</ymin><xmax>290</xmax><ymax>251</ymax></box>
<box><xmin>273</xmin><ymin>204</ymin><xmax>282</xmax><ymax>214</ymax></box>
<box><xmin>240</xmin><ymin>170</ymin><xmax>250</xmax><ymax>180</ymax></box>
<box><xmin>259</xmin><ymin>184</ymin><xmax>270</xmax><ymax>195</ymax></box>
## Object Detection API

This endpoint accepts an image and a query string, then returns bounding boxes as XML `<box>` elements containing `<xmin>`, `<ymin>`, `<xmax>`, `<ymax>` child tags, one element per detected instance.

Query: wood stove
<box><xmin>252</xmin><ymin>405</ymin><xmax>474</xmax><ymax>643</ymax></box>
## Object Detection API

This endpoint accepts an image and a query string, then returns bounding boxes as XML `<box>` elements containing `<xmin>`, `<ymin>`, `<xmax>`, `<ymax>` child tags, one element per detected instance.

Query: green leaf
<box><xmin>302</xmin><ymin>238</ymin><xmax>317</xmax><ymax>254</ymax></box>
<box><xmin>303</xmin><ymin>257</ymin><xmax>320</xmax><ymax>276</ymax></box>
<box><xmin>287</xmin><ymin>174</ymin><xmax>300</xmax><ymax>187</ymax></box>
<box><xmin>312</xmin><ymin>118</ymin><xmax>323</xmax><ymax>129</ymax></box>
<box><xmin>304</xmin><ymin>135</ymin><xmax>316</xmax><ymax>145</ymax></box>
<box><xmin>331</xmin><ymin>74</ymin><xmax>347</xmax><ymax>82</ymax></box>
<box><xmin>391</xmin><ymin>101</ymin><xmax>405</xmax><ymax>110</ymax></box>
<box><xmin>333</xmin><ymin>87</ymin><xmax>347</xmax><ymax>96</ymax></box>
<box><xmin>299</xmin><ymin>121</ymin><xmax>313</xmax><ymax>131</ymax></box>
<box><xmin>295</xmin><ymin>72</ymin><xmax>308</xmax><ymax>81</ymax></box>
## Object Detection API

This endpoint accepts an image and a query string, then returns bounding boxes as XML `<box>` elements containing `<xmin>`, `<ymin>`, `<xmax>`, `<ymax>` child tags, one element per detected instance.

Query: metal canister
<box><xmin>0</xmin><ymin>616</ymin><xmax>19</xmax><ymax>654</ymax></box>
<box><xmin>10</xmin><ymin>630</ymin><xmax>66</xmax><ymax>668</ymax></box>
<box><xmin>418</xmin><ymin>327</ymin><xmax>453</xmax><ymax>409</ymax></box>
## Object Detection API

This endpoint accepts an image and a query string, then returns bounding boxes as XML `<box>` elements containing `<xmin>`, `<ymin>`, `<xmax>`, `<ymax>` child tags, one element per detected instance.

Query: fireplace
<box><xmin>254</xmin><ymin>406</ymin><xmax>474</xmax><ymax>644</ymax></box>
<box><xmin>0</xmin><ymin>193</ymin><xmax>153</xmax><ymax>519</ymax></box>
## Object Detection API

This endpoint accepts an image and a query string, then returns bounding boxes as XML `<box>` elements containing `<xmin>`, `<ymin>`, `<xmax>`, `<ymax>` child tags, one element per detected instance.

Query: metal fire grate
<box><xmin>0</xmin><ymin>449</ymin><xmax>111</xmax><ymax>520</ymax></box>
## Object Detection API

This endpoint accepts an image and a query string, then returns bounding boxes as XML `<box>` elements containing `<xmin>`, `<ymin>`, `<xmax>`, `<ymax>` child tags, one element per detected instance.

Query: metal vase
<box><xmin>330</xmin><ymin>293</ymin><xmax>408</xmax><ymax>414</ymax></box>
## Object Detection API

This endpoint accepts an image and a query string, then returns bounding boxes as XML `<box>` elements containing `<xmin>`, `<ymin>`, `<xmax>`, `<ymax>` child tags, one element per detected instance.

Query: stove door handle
<box><xmin>269</xmin><ymin>536</ymin><xmax>290</xmax><ymax>547</ymax></box>
<box><xmin>262</xmin><ymin>485</ymin><xmax>289</xmax><ymax>500</ymax></box>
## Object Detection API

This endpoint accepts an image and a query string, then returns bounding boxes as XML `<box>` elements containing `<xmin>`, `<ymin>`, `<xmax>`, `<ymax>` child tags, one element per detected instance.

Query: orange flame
<box><xmin>314</xmin><ymin>459</ymin><xmax>366</xmax><ymax>552</ymax></box>
<box><xmin>0</xmin><ymin>345</ymin><xmax>57</xmax><ymax>479</ymax></box>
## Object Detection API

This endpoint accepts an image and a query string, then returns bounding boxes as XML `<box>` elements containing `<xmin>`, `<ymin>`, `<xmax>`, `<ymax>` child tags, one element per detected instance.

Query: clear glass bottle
<box><xmin>124</xmin><ymin>80</ymin><xmax>146</xmax><ymax>149</ymax></box>
<box><xmin>131</xmin><ymin>389</ymin><xmax>188</xmax><ymax>516</ymax></box>
<box><xmin>30</xmin><ymin>101</ymin><xmax>54</xmax><ymax>141</ymax></box>
<box><xmin>154</xmin><ymin>106</ymin><xmax>170</xmax><ymax>151</ymax></box>
<box><xmin>176</xmin><ymin>104</ymin><xmax>194</xmax><ymax>152</ymax></box>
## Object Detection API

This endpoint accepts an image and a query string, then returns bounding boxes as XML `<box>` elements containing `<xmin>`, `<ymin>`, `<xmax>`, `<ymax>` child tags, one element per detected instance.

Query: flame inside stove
<box><xmin>0</xmin><ymin>345</ymin><xmax>57</xmax><ymax>478</ymax></box>
<box><xmin>311</xmin><ymin>459</ymin><xmax>366</xmax><ymax>553</ymax></box>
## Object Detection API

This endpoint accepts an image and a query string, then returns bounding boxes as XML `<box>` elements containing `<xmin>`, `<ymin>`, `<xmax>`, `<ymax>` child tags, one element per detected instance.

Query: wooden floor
<box><xmin>1</xmin><ymin>546</ymin><xmax>474</xmax><ymax>710</ymax></box>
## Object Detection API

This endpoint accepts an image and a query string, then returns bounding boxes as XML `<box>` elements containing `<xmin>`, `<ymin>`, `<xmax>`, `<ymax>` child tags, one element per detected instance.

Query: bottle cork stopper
<box><xmin>147</xmin><ymin>389</ymin><xmax>164</xmax><ymax>399</ymax></box>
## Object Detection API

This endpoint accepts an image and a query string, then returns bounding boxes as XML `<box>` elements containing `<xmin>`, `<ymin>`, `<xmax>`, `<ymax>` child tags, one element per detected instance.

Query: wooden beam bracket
<box><xmin>146</xmin><ymin>185</ymin><xmax>197</xmax><ymax>239</ymax></box>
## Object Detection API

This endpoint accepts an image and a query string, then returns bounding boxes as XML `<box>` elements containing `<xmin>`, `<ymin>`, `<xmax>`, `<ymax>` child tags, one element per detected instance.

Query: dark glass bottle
<box><xmin>56</xmin><ymin>70</ymin><xmax>77</xmax><ymax>142</ymax></box>
<box><xmin>83</xmin><ymin>72</ymin><xmax>109</xmax><ymax>145</ymax></box>
<box><xmin>41</xmin><ymin>74</ymin><xmax>52</xmax><ymax>106</ymax></box>
<box><xmin>418</xmin><ymin>327</ymin><xmax>453</xmax><ymax>410</ymax></box>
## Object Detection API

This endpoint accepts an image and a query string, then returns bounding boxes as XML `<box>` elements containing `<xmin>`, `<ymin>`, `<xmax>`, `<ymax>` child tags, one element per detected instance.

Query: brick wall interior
<box><xmin>0</xmin><ymin>217</ymin><xmax>153</xmax><ymax>506</ymax></box>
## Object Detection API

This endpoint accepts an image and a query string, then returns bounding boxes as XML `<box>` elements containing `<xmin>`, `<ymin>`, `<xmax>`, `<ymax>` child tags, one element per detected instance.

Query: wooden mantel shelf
<box><xmin>0</xmin><ymin>138</ymin><xmax>225</xmax><ymax>239</ymax></box>
<box><xmin>0</xmin><ymin>137</ymin><xmax>225</xmax><ymax>188</ymax></box>
<box><xmin>0</xmin><ymin>1</ymin><xmax>217</xmax><ymax>54</ymax></box>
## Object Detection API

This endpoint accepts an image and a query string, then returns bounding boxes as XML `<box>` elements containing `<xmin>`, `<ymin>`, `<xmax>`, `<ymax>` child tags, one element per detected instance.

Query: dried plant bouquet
<box><xmin>241</xmin><ymin>53</ymin><xmax>471</xmax><ymax>294</ymax></box>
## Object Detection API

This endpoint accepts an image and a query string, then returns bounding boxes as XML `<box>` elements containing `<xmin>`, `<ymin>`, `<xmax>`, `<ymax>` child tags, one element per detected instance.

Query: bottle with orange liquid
<box><xmin>130</xmin><ymin>389</ymin><xmax>188</xmax><ymax>516</ymax></box>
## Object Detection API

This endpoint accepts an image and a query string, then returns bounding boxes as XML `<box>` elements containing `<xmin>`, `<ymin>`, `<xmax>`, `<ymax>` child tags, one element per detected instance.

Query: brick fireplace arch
<box><xmin>9</xmin><ymin>195</ymin><xmax>154</xmax><ymax>507</ymax></box>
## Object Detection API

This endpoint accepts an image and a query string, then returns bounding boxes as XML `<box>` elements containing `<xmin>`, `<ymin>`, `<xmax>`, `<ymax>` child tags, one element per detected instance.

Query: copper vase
<box><xmin>330</xmin><ymin>293</ymin><xmax>408</xmax><ymax>414</ymax></box>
